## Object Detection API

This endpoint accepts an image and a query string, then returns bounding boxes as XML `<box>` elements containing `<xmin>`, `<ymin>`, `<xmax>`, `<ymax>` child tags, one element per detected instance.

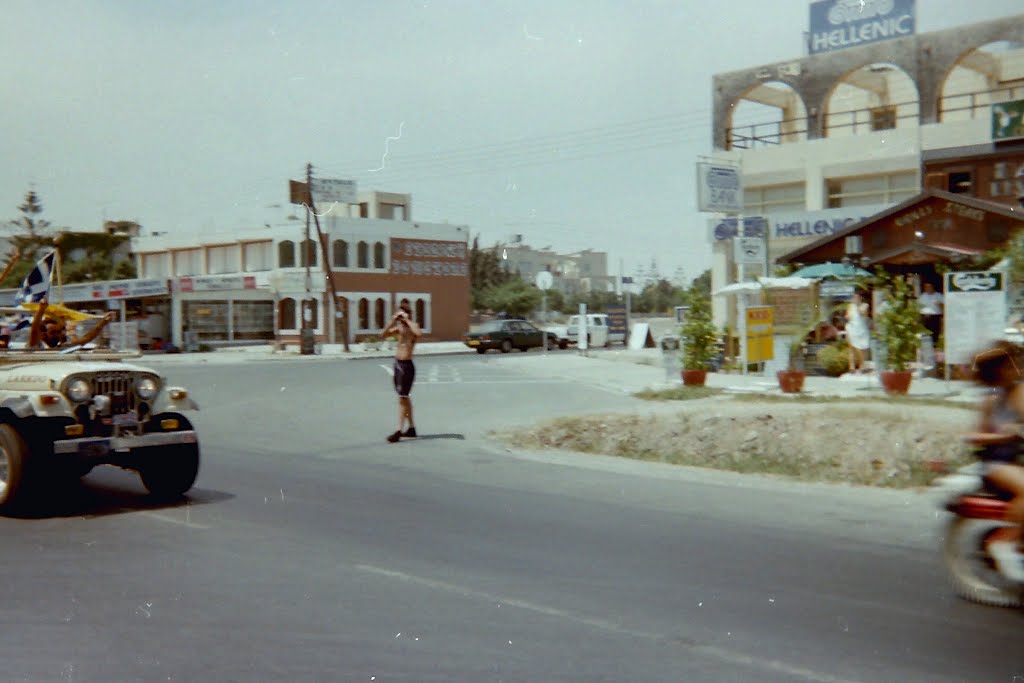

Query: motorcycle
<box><xmin>934</xmin><ymin>456</ymin><xmax>1024</xmax><ymax>607</ymax></box>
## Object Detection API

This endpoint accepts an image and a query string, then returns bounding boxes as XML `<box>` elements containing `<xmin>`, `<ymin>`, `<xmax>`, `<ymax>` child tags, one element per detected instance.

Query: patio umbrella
<box><xmin>713</xmin><ymin>276</ymin><xmax>815</xmax><ymax>296</ymax></box>
<box><xmin>789</xmin><ymin>262</ymin><xmax>871</xmax><ymax>279</ymax></box>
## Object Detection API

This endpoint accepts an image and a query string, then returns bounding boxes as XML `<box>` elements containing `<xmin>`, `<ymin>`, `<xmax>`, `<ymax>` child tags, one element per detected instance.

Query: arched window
<box><xmin>415</xmin><ymin>299</ymin><xmax>426</xmax><ymax>327</ymax></box>
<box><xmin>302</xmin><ymin>298</ymin><xmax>318</xmax><ymax>328</ymax></box>
<box><xmin>299</xmin><ymin>239</ymin><xmax>317</xmax><ymax>267</ymax></box>
<box><xmin>374</xmin><ymin>298</ymin><xmax>386</xmax><ymax>328</ymax></box>
<box><xmin>278</xmin><ymin>241</ymin><xmax>295</xmax><ymax>268</ymax></box>
<box><xmin>373</xmin><ymin>242</ymin><xmax>386</xmax><ymax>269</ymax></box>
<box><xmin>357</xmin><ymin>241</ymin><xmax>369</xmax><ymax>268</ymax></box>
<box><xmin>358</xmin><ymin>298</ymin><xmax>370</xmax><ymax>329</ymax></box>
<box><xmin>279</xmin><ymin>298</ymin><xmax>296</xmax><ymax>329</ymax></box>
<box><xmin>333</xmin><ymin>240</ymin><xmax>348</xmax><ymax>267</ymax></box>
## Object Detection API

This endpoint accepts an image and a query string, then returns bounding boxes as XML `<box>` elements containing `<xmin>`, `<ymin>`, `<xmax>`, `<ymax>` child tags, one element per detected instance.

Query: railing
<box><xmin>939</xmin><ymin>84</ymin><xmax>1024</xmax><ymax>121</ymax></box>
<box><xmin>726</xmin><ymin>84</ymin><xmax>1024</xmax><ymax>149</ymax></box>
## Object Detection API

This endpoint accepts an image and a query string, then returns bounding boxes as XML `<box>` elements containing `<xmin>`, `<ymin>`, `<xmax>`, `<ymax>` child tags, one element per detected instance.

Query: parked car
<box><xmin>565</xmin><ymin>313</ymin><xmax>626</xmax><ymax>348</ymax></box>
<box><xmin>463</xmin><ymin>319</ymin><xmax>560</xmax><ymax>354</ymax></box>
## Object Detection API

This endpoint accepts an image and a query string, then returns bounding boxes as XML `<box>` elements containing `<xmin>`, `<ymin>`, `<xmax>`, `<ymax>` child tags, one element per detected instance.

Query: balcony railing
<box><xmin>725</xmin><ymin>84</ymin><xmax>1024</xmax><ymax>149</ymax></box>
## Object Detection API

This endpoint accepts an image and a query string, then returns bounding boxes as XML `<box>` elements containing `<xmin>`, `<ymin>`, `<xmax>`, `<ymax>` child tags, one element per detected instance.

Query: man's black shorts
<box><xmin>393</xmin><ymin>359</ymin><xmax>416</xmax><ymax>397</ymax></box>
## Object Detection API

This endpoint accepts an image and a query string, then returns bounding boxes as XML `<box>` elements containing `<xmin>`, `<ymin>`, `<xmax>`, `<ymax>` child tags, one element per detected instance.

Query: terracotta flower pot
<box><xmin>681</xmin><ymin>369</ymin><xmax>707</xmax><ymax>386</ymax></box>
<box><xmin>776</xmin><ymin>370</ymin><xmax>805</xmax><ymax>394</ymax></box>
<box><xmin>879</xmin><ymin>370</ymin><xmax>913</xmax><ymax>395</ymax></box>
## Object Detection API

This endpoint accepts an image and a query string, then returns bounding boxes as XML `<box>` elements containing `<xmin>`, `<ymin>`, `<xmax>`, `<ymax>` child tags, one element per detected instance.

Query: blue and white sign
<box><xmin>710</xmin><ymin>216</ymin><xmax>768</xmax><ymax>241</ymax></box>
<box><xmin>809</xmin><ymin>0</ymin><xmax>915</xmax><ymax>55</ymax></box>
<box><xmin>697</xmin><ymin>162</ymin><xmax>743</xmax><ymax>213</ymax></box>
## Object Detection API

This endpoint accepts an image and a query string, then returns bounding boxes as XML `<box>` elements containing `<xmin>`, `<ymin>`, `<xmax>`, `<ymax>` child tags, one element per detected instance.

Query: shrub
<box><xmin>817</xmin><ymin>343</ymin><xmax>849</xmax><ymax>376</ymax></box>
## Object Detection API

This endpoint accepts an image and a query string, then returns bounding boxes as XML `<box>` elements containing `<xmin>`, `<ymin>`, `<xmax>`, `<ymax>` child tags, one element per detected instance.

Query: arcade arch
<box><xmin>726</xmin><ymin>81</ymin><xmax>807</xmax><ymax>149</ymax></box>
<box><xmin>824</xmin><ymin>62</ymin><xmax>919</xmax><ymax>137</ymax></box>
<box><xmin>939</xmin><ymin>41</ymin><xmax>1024</xmax><ymax>123</ymax></box>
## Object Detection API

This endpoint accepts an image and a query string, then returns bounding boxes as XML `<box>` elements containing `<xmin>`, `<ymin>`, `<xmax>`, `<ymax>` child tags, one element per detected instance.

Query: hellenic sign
<box><xmin>808</xmin><ymin>0</ymin><xmax>915</xmax><ymax>55</ymax></box>
<box><xmin>390</xmin><ymin>239</ymin><xmax>469</xmax><ymax>278</ymax></box>
<box><xmin>710</xmin><ymin>206</ymin><xmax>885</xmax><ymax>242</ymax></box>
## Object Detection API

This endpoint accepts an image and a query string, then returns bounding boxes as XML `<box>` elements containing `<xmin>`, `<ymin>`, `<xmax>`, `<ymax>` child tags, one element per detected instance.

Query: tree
<box><xmin>636</xmin><ymin>278</ymin><xmax>685</xmax><ymax>314</ymax></box>
<box><xmin>480</xmin><ymin>279</ymin><xmax>542</xmax><ymax>319</ymax></box>
<box><xmin>469</xmin><ymin>236</ymin><xmax>514</xmax><ymax>310</ymax></box>
<box><xmin>9</xmin><ymin>190</ymin><xmax>54</xmax><ymax>239</ymax></box>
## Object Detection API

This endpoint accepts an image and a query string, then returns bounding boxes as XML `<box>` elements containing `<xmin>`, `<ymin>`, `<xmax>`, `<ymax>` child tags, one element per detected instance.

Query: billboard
<box><xmin>992</xmin><ymin>99</ymin><xmax>1024</xmax><ymax>142</ymax></box>
<box><xmin>808</xmin><ymin>0</ymin><xmax>915</xmax><ymax>55</ymax></box>
<box><xmin>696</xmin><ymin>162</ymin><xmax>743</xmax><ymax>213</ymax></box>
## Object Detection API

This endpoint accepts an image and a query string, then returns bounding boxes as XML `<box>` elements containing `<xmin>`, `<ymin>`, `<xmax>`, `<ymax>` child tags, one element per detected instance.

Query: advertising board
<box><xmin>944</xmin><ymin>271</ymin><xmax>1006</xmax><ymax>365</ymax></box>
<box><xmin>696</xmin><ymin>162</ymin><xmax>743</xmax><ymax>214</ymax></box>
<box><xmin>808</xmin><ymin>0</ymin><xmax>915</xmax><ymax>55</ymax></box>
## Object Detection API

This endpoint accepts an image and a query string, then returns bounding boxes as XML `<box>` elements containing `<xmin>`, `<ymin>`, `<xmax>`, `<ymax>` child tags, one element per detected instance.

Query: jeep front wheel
<box><xmin>140</xmin><ymin>442</ymin><xmax>200</xmax><ymax>499</ymax></box>
<box><xmin>0</xmin><ymin>424</ymin><xmax>30</xmax><ymax>512</ymax></box>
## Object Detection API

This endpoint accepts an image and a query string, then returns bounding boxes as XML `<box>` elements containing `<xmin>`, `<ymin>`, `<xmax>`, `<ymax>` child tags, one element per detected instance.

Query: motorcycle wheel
<box><xmin>943</xmin><ymin>517</ymin><xmax>1023</xmax><ymax>607</ymax></box>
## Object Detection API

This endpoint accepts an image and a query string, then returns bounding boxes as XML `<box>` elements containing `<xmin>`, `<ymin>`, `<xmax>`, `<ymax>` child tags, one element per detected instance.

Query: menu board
<box><xmin>944</xmin><ymin>271</ymin><xmax>1006</xmax><ymax>365</ymax></box>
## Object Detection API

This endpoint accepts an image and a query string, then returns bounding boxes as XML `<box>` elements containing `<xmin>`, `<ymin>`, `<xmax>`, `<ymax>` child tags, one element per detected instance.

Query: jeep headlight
<box><xmin>66</xmin><ymin>378</ymin><xmax>91</xmax><ymax>403</ymax></box>
<box><xmin>135</xmin><ymin>377</ymin><xmax>158</xmax><ymax>401</ymax></box>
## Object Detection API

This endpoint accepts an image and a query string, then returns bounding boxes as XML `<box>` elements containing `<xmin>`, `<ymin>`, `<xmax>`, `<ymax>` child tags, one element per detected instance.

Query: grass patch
<box><xmin>632</xmin><ymin>386</ymin><xmax>723</xmax><ymax>401</ymax></box>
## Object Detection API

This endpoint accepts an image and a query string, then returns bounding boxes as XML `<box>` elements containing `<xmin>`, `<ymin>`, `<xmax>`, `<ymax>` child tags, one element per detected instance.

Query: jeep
<box><xmin>0</xmin><ymin>349</ymin><xmax>200</xmax><ymax>513</ymax></box>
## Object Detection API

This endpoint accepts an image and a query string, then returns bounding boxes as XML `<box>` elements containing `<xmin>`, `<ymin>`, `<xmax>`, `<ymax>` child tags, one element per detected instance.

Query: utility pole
<box><xmin>306</xmin><ymin>163</ymin><xmax>350</xmax><ymax>352</ymax></box>
<box><xmin>301</xmin><ymin>164</ymin><xmax>314</xmax><ymax>355</ymax></box>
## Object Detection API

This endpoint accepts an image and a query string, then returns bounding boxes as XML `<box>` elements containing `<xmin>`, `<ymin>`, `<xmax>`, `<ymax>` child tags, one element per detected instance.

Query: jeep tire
<box><xmin>139</xmin><ymin>416</ymin><xmax>200</xmax><ymax>499</ymax></box>
<box><xmin>0</xmin><ymin>423</ymin><xmax>31</xmax><ymax>512</ymax></box>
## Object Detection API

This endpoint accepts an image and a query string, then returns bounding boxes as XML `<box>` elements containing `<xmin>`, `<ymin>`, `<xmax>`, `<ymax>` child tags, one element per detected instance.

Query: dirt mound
<box><xmin>491</xmin><ymin>400</ymin><xmax>976</xmax><ymax>488</ymax></box>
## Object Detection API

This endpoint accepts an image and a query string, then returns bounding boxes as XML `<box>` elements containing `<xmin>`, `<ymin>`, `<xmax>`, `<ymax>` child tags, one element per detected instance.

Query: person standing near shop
<box><xmin>383</xmin><ymin>298</ymin><xmax>422</xmax><ymax>443</ymax></box>
<box><xmin>845</xmin><ymin>290</ymin><xmax>871</xmax><ymax>374</ymax></box>
<box><xmin>919</xmin><ymin>281</ymin><xmax>944</xmax><ymax>345</ymax></box>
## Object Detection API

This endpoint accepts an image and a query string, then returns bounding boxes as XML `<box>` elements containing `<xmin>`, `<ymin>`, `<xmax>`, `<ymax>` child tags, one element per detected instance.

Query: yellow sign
<box><xmin>746</xmin><ymin>306</ymin><xmax>774</xmax><ymax>363</ymax></box>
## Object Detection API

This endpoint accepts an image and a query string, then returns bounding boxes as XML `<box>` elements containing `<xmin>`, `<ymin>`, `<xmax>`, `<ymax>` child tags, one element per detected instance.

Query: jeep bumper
<box><xmin>52</xmin><ymin>430</ymin><xmax>199</xmax><ymax>456</ymax></box>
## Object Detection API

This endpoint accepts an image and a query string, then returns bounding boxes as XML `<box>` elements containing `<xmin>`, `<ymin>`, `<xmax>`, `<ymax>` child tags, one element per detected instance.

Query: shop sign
<box><xmin>177</xmin><ymin>275</ymin><xmax>258</xmax><ymax>292</ymax></box>
<box><xmin>390</xmin><ymin>238</ymin><xmax>469</xmax><ymax>278</ymax></box>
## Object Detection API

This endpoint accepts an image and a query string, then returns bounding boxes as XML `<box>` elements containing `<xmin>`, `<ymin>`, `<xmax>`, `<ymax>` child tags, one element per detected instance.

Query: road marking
<box><xmin>353</xmin><ymin>563</ymin><xmax>867</xmax><ymax>683</ymax></box>
<box><xmin>378</xmin><ymin>364</ymin><xmax>394</xmax><ymax>376</ymax></box>
<box><xmin>141</xmin><ymin>511</ymin><xmax>210</xmax><ymax>529</ymax></box>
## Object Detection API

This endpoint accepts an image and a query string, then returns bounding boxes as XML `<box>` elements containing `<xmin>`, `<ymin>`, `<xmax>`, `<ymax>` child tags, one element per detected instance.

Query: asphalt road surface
<box><xmin>1</xmin><ymin>353</ymin><xmax>1022</xmax><ymax>682</ymax></box>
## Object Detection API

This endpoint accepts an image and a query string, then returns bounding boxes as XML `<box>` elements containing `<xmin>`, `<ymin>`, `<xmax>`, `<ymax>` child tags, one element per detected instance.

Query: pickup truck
<box><xmin>563</xmin><ymin>314</ymin><xmax>626</xmax><ymax>348</ymax></box>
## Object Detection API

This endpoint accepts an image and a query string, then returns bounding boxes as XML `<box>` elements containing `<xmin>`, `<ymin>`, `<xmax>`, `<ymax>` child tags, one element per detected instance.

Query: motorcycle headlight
<box><xmin>66</xmin><ymin>378</ymin><xmax>91</xmax><ymax>403</ymax></box>
<box><xmin>135</xmin><ymin>377</ymin><xmax>158</xmax><ymax>401</ymax></box>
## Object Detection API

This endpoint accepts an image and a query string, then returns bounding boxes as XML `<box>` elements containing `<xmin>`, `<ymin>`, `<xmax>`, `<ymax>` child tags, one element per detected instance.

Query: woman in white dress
<box><xmin>845</xmin><ymin>291</ymin><xmax>871</xmax><ymax>374</ymax></box>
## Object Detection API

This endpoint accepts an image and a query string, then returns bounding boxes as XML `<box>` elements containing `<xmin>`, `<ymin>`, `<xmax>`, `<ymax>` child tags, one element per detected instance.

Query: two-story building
<box><xmin>130</xmin><ymin>191</ymin><xmax>471</xmax><ymax>348</ymax></box>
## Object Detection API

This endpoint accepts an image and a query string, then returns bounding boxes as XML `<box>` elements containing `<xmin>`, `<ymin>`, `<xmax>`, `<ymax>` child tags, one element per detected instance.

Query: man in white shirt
<box><xmin>919</xmin><ymin>281</ymin><xmax>944</xmax><ymax>344</ymax></box>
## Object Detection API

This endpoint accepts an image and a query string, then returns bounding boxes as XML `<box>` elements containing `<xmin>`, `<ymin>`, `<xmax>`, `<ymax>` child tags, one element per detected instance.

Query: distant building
<box><xmin>500</xmin><ymin>243</ymin><xmax>614</xmax><ymax>296</ymax></box>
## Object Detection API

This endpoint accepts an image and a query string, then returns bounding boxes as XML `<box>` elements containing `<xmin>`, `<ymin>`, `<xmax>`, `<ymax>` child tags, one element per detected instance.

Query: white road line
<box><xmin>353</xmin><ymin>563</ymin><xmax>866</xmax><ymax>683</ymax></box>
<box><xmin>140</xmin><ymin>511</ymin><xmax>210</xmax><ymax>530</ymax></box>
<box><xmin>378</xmin><ymin>364</ymin><xmax>394</xmax><ymax>376</ymax></box>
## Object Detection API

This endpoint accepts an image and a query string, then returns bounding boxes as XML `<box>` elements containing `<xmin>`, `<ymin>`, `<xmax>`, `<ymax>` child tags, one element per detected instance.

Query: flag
<box><xmin>12</xmin><ymin>250</ymin><xmax>56</xmax><ymax>330</ymax></box>
<box><xmin>15</xmin><ymin>250</ymin><xmax>55</xmax><ymax>305</ymax></box>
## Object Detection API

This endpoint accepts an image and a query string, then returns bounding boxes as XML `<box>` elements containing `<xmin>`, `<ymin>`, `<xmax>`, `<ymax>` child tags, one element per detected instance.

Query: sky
<box><xmin>1</xmin><ymin>0</ymin><xmax>1018</xmax><ymax>285</ymax></box>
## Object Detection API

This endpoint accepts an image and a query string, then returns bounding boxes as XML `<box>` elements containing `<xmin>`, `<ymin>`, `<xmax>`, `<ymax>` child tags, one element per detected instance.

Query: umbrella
<box><xmin>713</xmin><ymin>276</ymin><xmax>815</xmax><ymax>296</ymax></box>
<box><xmin>789</xmin><ymin>262</ymin><xmax>871</xmax><ymax>279</ymax></box>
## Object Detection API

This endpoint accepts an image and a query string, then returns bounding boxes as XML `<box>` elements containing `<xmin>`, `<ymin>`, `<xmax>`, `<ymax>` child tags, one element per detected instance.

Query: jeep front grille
<box><xmin>90</xmin><ymin>373</ymin><xmax>137</xmax><ymax>414</ymax></box>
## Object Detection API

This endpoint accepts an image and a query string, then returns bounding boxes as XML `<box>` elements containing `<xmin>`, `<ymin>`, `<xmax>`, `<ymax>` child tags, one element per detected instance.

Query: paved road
<box><xmin>1</xmin><ymin>354</ymin><xmax>1020</xmax><ymax>682</ymax></box>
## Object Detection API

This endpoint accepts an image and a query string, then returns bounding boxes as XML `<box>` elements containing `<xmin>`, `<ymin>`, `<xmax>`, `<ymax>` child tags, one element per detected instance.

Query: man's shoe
<box><xmin>387</xmin><ymin>431</ymin><xmax>402</xmax><ymax>443</ymax></box>
<box><xmin>402</xmin><ymin>427</ymin><xmax>417</xmax><ymax>439</ymax></box>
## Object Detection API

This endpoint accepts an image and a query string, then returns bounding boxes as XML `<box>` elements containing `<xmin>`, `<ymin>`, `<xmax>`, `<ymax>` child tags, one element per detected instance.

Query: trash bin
<box><xmin>300</xmin><ymin>328</ymin><xmax>316</xmax><ymax>355</ymax></box>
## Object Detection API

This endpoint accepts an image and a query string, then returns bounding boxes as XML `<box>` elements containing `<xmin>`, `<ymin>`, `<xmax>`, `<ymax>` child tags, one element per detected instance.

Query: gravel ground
<box><xmin>491</xmin><ymin>397</ymin><xmax>979</xmax><ymax>488</ymax></box>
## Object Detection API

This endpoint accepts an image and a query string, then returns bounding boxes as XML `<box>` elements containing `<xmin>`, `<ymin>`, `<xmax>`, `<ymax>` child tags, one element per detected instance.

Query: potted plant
<box><xmin>777</xmin><ymin>337</ymin><xmax>807</xmax><ymax>393</ymax></box>
<box><xmin>874</xmin><ymin>274</ymin><xmax>926</xmax><ymax>395</ymax></box>
<box><xmin>679</xmin><ymin>289</ymin><xmax>718</xmax><ymax>386</ymax></box>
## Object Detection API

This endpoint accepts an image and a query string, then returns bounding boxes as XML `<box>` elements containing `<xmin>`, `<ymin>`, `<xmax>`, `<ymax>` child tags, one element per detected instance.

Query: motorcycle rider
<box><xmin>969</xmin><ymin>340</ymin><xmax>1024</xmax><ymax>580</ymax></box>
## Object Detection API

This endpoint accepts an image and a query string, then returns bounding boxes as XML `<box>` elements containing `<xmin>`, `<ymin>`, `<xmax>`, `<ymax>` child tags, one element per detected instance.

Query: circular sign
<box><xmin>535</xmin><ymin>271</ymin><xmax>554</xmax><ymax>290</ymax></box>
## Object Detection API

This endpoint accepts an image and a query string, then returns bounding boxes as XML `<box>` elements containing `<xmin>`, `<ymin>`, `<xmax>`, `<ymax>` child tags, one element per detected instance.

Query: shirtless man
<box><xmin>382</xmin><ymin>298</ymin><xmax>422</xmax><ymax>443</ymax></box>
<box><xmin>28</xmin><ymin>299</ymin><xmax>115</xmax><ymax>349</ymax></box>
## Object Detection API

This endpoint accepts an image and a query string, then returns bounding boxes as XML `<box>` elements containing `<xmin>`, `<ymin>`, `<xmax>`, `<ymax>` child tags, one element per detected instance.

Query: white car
<box><xmin>565</xmin><ymin>314</ymin><xmax>626</xmax><ymax>348</ymax></box>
